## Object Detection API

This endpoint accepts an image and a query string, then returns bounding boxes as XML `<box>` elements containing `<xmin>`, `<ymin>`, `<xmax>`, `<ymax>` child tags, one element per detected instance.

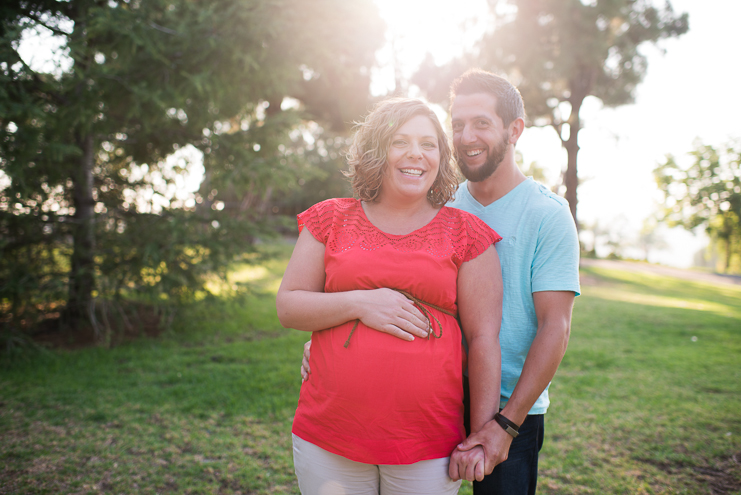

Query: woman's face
<box><xmin>379</xmin><ymin>115</ymin><xmax>441</xmax><ymax>204</ymax></box>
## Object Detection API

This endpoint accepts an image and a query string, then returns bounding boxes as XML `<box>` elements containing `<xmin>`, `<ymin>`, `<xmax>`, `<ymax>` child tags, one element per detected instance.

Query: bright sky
<box><xmin>373</xmin><ymin>0</ymin><xmax>741</xmax><ymax>268</ymax></box>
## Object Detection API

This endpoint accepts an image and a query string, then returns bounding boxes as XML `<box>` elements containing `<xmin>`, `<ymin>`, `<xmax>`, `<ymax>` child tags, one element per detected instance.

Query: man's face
<box><xmin>451</xmin><ymin>93</ymin><xmax>510</xmax><ymax>183</ymax></box>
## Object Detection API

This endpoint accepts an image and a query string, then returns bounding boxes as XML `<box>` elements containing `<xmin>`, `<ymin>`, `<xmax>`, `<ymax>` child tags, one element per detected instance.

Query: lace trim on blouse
<box><xmin>298</xmin><ymin>198</ymin><xmax>501</xmax><ymax>264</ymax></box>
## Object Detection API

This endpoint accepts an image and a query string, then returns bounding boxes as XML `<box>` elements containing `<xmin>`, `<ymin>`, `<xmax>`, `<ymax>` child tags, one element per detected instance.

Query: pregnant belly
<box><xmin>306</xmin><ymin>321</ymin><xmax>463</xmax><ymax>423</ymax></box>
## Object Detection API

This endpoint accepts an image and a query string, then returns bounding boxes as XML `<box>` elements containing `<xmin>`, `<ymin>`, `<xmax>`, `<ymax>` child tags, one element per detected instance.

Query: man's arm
<box><xmin>458</xmin><ymin>290</ymin><xmax>574</xmax><ymax>474</ymax></box>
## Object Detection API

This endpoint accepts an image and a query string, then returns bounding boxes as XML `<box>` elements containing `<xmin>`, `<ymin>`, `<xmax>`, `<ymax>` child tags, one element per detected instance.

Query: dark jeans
<box><xmin>463</xmin><ymin>377</ymin><xmax>545</xmax><ymax>495</ymax></box>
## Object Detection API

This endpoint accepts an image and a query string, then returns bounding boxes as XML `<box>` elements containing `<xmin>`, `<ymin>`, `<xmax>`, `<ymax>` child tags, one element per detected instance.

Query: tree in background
<box><xmin>654</xmin><ymin>140</ymin><xmax>741</xmax><ymax>273</ymax></box>
<box><xmin>637</xmin><ymin>215</ymin><xmax>667</xmax><ymax>262</ymax></box>
<box><xmin>0</xmin><ymin>0</ymin><xmax>384</xmax><ymax>339</ymax></box>
<box><xmin>415</xmin><ymin>0</ymin><xmax>688</xmax><ymax>225</ymax></box>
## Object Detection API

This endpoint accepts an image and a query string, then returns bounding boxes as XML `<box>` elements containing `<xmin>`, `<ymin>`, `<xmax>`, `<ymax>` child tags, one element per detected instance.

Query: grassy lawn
<box><xmin>1</xmin><ymin>247</ymin><xmax>739</xmax><ymax>494</ymax></box>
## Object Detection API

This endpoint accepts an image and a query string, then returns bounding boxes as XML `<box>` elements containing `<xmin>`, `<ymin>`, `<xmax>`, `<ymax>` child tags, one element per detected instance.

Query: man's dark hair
<box><xmin>449</xmin><ymin>69</ymin><xmax>526</xmax><ymax>126</ymax></box>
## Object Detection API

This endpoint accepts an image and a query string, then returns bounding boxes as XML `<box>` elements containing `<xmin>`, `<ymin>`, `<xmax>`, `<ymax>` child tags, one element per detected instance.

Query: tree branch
<box><xmin>149</xmin><ymin>22</ymin><xmax>179</xmax><ymax>36</ymax></box>
<box><xmin>21</xmin><ymin>11</ymin><xmax>72</xmax><ymax>37</ymax></box>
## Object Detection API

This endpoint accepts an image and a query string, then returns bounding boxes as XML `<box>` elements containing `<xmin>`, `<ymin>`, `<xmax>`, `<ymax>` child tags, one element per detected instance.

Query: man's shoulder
<box><xmin>448</xmin><ymin>182</ymin><xmax>469</xmax><ymax>207</ymax></box>
<box><xmin>520</xmin><ymin>179</ymin><xmax>569</xmax><ymax>211</ymax></box>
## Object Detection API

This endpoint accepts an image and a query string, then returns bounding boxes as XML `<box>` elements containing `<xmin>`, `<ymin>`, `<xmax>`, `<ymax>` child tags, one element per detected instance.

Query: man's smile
<box><xmin>464</xmin><ymin>148</ymin><xmax>485</xmax><ymax>157</ymax></box>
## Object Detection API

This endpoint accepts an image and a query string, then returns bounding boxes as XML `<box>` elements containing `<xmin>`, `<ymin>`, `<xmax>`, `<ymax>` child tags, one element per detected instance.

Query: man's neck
<box><xmin>467</xmin><ymin>159</ymin><xmax>527</xmax><ymax>207</ymax></box>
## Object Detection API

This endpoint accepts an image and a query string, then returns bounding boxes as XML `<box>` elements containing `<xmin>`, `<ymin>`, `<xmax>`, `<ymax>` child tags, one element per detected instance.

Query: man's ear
<box><xmin>508</xmin><ymin>118</ymin><xmax>525</xmax><ymax>145</ymax></box>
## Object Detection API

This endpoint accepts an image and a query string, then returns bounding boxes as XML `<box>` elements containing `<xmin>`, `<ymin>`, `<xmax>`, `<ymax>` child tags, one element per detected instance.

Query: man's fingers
<box><xmin>457</xmin><ymin>433</ymin><xmax>482</xmax><ymax>452</ymax></box>
<box><xmin>300</xmin><ymin>339</ymin><xmax>311</xmax><ymax>382</ymax></box>
<box><xmin>302</xmin><ymin>340</ymin><xmax>311</xmax><ymax>374</ymax></box>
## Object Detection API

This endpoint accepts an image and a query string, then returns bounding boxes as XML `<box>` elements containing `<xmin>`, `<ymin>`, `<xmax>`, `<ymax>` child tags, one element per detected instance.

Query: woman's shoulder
<box><xmin>302</xmin><ymin>197</ymin><xmax>358</xmax><ymax>216</ymax></box>
<box><xmin>310</xmin><ymin>197</ymin><xmax>358</xmax><ymax>211</ymax></box>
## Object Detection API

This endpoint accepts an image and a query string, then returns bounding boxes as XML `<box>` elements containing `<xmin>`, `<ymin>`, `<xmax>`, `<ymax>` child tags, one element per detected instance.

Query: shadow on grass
<box><xmin>0</xmin><ymin>245</ymin><xmax>306</xmax><ymax>494</ymax></box>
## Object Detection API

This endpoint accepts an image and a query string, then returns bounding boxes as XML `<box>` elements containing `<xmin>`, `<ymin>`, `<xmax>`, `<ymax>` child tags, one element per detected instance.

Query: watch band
<box><xmin>494</xmin><ymin>412</ymin><xmax>520</xmax><ymax>438</ymax></box>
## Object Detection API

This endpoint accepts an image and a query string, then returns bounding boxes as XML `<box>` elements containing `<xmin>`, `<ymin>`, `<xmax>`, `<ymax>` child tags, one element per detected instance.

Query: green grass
<box><xmin>538</xmin><ymin>267</ymin><xmax>741</xmax><ymax>495</ymax></box>
<box><xmin>1</xmin><ymin>251</ymin><xmax>740</xmax><ymax>494</ymax></box>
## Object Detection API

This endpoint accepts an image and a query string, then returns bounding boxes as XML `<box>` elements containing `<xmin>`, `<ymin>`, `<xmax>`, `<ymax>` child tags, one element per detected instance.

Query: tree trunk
<box><xmin>563</xmin><ymin>96</ymin><xmax>582</xmax><ymax>227</ymax></box>
<box><xmin>67</xmin><ymin>132</ymin><xmax>96</xmax><ymax>325</ymax></box>
<box><xmin>725</xmin><ymin>237</ymin><xmax>732</xmax><ymax>274</ymax></box>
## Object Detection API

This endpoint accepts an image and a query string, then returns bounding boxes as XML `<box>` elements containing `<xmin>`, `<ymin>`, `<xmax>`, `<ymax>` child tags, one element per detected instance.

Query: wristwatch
<box><xmin>493</xmin><ymin>412</ymin><xmax>520</xmax><ymax>438</ymax></box>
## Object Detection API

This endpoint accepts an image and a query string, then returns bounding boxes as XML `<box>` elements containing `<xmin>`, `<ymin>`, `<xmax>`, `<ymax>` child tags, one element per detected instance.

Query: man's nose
<box><xmin>460</xmin><ymin>125</ymin><xmax>477</xmax><ymax>144</ymax></box>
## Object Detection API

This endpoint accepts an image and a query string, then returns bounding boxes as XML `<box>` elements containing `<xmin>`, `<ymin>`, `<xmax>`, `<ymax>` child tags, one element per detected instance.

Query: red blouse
<box><xmin>291</xmin><ymin>198</ymin><xmax>501</xmax><ymax>465</ymax></box>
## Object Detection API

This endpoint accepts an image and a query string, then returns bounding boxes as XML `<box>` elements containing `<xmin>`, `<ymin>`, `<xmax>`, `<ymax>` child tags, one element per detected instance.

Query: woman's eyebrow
<box><xmin>393</xmin><ymin>133</ymin><xmax>437</xmax><ymax>139</ymax></box>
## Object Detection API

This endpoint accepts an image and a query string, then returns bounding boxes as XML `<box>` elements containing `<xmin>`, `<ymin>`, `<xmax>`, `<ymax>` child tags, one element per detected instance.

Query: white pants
<box><xmin>292</xmin><ymin>434</ymin><xmax>462</xmax><ymax>495</ymax></box>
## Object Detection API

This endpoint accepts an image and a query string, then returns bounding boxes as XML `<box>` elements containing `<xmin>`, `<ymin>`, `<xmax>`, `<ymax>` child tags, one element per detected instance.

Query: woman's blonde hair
<box><xmin>345</xmin><ymin>98</ymin><xmax>457</xmax><ymax>207</ymax></box>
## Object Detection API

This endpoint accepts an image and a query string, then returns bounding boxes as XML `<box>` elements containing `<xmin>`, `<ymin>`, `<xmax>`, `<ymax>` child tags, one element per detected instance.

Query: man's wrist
<box><xmin>493</xmin><ymin>412</ymin><xmax>520</xmax><ymax>438</ymax></box>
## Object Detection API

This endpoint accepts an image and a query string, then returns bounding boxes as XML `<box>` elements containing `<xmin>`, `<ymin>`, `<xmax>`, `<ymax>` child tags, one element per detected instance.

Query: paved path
<box><xmin>580</xmin><ymin>259</ymin><xmax>741</xmax><ymax>287</ymax></box>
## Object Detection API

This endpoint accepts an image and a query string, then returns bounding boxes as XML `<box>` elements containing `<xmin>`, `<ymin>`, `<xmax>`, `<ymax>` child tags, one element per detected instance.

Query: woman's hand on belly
<box><xmin>354</xmin><ymin>288</ymin><xmax>430</xmax><ymax>340</ymax></box>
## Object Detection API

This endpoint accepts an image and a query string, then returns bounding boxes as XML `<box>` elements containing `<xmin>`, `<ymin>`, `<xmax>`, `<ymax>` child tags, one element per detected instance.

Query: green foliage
<box><xmin>415</xmin><ymin>0</ymin><xmax>688</xmax><ymax>222</ymax></box>
<box><xmin>476</xmin><ymin>0</ymin><xmax>688</xmax><ymax>118</ymax></box>
<box><xmin>270</xmin><ymin>131</ymin><xmax>354</xmax><ymax>220</ymax></box>
<box><xmin>655</xmin><ymin>140</ymin><xmax>741</xmax><ymax>273</ymax></box>
<box><xmin>0</xmin><ymin>0</ymin><xmax>384</xmax><ymax>334</ymax></box>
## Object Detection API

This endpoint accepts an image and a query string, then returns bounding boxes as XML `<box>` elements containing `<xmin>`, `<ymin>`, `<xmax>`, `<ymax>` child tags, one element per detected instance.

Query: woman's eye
<box><xmin>392</xmin><ymin>140</ymin><xmax>406</xmax><ymax>146</ymax></box>
<box><xmin>422</xmin><ymin>142</ymin><xmax>436</xmax><ymax>149</ymax></box>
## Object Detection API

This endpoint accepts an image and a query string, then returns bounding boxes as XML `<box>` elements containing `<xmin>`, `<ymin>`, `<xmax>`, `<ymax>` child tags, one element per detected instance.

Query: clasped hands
<box><xmin>448</xmin><ymin>418</ymin><xmax>513</xmax><ymax>482</ymax></box>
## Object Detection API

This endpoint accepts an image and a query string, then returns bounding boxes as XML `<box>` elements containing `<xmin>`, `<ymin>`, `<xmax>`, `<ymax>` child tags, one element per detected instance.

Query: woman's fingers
<box><xmin>474</xmin><ymin>458</ymin><xmax>484</xmax><ymax>481</ymax></box>
<box><xmin>378</xmin><ymin>323</ymin><xmax>415</xmax><ymax>341</ymax></box>
<box><xmin>378</xmin><ymin>289</ymin><xmax>431</xmax><ymax>337</ymax></box>
<box><xmin>358</xmin><ymin>288</ymin><xmax>452</xmax><ymax>340</ymax></box>
<box><xmin>394</xmin><ymin>314</ymin><xmax>429</xmax><ymax>339</ymax></box>
<box><xmin>398</xmin><ymin>304</ymin><xmax>429</xmax><ymax>337</ymax></box>
<box><xmin>448</xmin><ymin>451</ymin><xmax>462</xmax><ymax>481</ymax></box>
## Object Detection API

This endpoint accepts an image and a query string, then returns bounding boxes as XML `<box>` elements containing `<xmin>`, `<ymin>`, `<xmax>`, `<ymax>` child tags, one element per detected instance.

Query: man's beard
<box><xmin>455</xmin><ymin>135</ymin><xmax>509</xmax><ymax>182</ymax></box>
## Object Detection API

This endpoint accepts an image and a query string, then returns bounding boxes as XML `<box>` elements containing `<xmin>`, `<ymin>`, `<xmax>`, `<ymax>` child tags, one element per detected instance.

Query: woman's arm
<box><xmin>449</xmin><ymin>244</ymin><xmax>502</xmax><ymax>482</ymax></box>
<box><xmin>458</xmin><ymin>245</ymin><xmax>502</xmax><ymax>434</ymax></box>
<box><xmin>276</xmin><ymin>228</ymin><xmax>429</xmax><ymax>339</ymax></box>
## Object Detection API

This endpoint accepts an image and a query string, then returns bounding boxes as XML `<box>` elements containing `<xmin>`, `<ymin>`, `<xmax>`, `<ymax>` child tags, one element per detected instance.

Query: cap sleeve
<box><xmin>297</xmin><ymin>199</ymin><xmax>339</xmax><ymax>245</ymax></box>
<box><xmin>461</xmin><ymin>212</ymin><xmax>502</xmax><ymax>263</ymax></box>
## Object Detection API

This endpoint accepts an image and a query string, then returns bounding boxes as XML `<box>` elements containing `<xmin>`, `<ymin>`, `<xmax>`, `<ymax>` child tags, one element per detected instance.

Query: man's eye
<box><xmin>476</xmin><ymin>120</ymin><xmax>489</xmax><ymax>127</ymax></box>
<box><xmin>452</xmin><ymin>123</ymin><xmax>463</xmax><ymax>132</ymax></box>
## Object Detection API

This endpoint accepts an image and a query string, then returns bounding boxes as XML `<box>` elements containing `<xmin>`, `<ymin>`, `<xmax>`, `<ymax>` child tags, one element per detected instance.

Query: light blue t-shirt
<box><xmin>449</xmin><ymin>178</ymin><xmax>580</xmax><ymax>415</ymax></box>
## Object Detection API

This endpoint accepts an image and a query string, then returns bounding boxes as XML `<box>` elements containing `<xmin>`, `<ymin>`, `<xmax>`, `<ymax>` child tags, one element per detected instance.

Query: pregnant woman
<box><xmin>276</xmin><ymin>98</ymin><xmax>503</xmax><ymax>494</ymax></box>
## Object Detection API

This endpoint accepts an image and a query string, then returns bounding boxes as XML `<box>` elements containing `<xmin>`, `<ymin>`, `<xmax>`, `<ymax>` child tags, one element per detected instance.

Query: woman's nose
<box><xmin>407</xmin><ymin>142</ymin><xmax>422</xmax><ymax>158</ymax></box>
